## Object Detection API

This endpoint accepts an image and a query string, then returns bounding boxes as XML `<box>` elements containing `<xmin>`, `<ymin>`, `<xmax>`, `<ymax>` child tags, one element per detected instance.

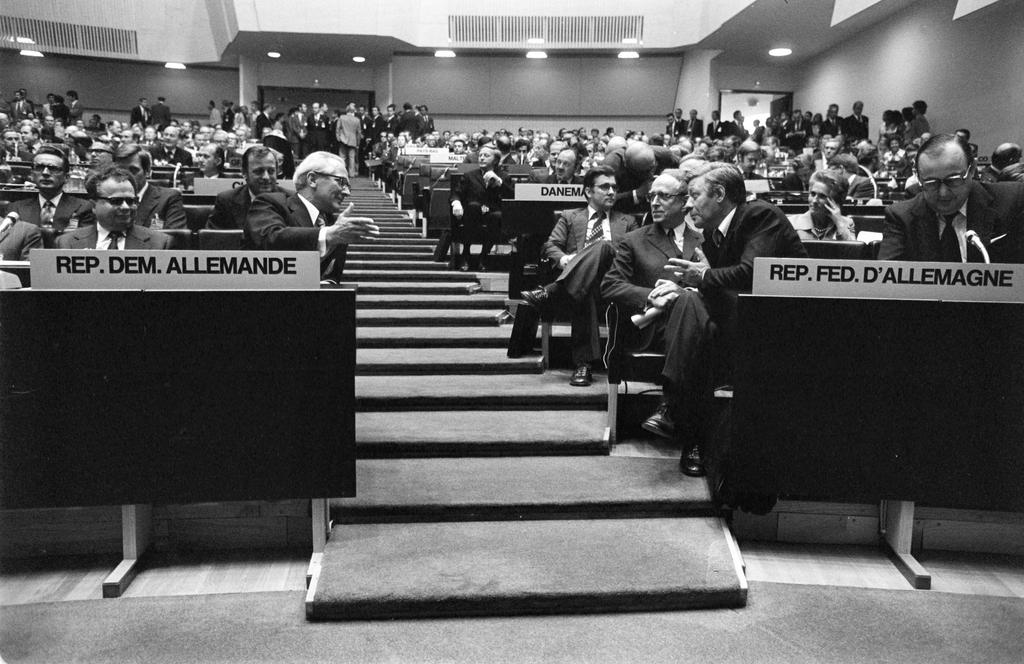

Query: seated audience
<box><xmin>0</xmin><ymin>214</ymin><xmax>43</xmax><ymax>260</ymax></box>
<box><xmin>195</xmin><ymin>143</ymin><xmax>226</xmax><ymax>179</ymax></box>
<box><xmin>449</xmin><ymin>144</ymin><xmax>513</xmax><ymax>271</ymax></box>
<box><xmin>520</xmin><ymin>166</ymin><xmax>638</xmax><ymax>386</ymax></box>
<box><xmin>56</xmin><ymin>165</ymin><xmax>172</xmax><ymax>250</ymax></box>
<box><xmin>736</xmin><ymin>141</ymin><xmax>764</xmax><ymax>180</ymax></box>
<box><xmin>831</xmin><ymin>153</ymin><xmax>877</xmax><ymax>199</ymax></box>
<box><xmin>244</xmin><ymin>151</ymin><xmax>379</xmax><ymax>282</ymax></box>
<box><xmin>880</xmin><ymin>134</ymin><xmax>1024</xmax><ymax>263</ymax></box>
<box><xmin>789</xmin><ymin>170</ymin><xmax>857</xmax><ymax>240</ymax></box>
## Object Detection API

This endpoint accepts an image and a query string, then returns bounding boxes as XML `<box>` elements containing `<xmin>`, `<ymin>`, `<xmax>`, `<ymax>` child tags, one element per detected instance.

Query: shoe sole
<box><xmin>640</xmin><ymin>421</ymin><xmax>675</xmax><ymax>440</ymax></box>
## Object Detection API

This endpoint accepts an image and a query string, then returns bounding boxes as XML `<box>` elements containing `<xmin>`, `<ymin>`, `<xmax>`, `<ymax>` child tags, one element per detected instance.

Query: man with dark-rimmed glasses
<box><xmin>3</xmin><ymin>145</ymin><xmax>94</xmax><ymax>231</ymax></box>
<box><xmin>880</xmin><ymin>133</ymin><xmax>1024</xmax><ymax>263</ymax></box>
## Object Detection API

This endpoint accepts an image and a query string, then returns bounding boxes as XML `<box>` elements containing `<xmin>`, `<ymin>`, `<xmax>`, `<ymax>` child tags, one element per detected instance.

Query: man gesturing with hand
<box><xmin>245</xmin><ymin>151</ymin><xmax>379</xmax><ymax>282</ymax></box>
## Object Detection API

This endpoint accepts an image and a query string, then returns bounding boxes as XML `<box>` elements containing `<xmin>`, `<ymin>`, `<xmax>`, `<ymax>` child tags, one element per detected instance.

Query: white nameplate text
<box><xmin>513</xmin><ymin>183</ymin><xmax>585</xmax><ymax>202</ymax></box>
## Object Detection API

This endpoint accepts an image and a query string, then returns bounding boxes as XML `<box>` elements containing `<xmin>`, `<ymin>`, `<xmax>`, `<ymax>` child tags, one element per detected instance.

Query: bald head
<box><xmin>606</xmin><ymin>136</ymin><xmax>627</xmax><ymax>152</ymax></box>
<box><xmin>624</xmin><ymin>143</ymin><xmax>655</xmax><ymax>175</ymax></box>
<box><xmin>992</xmin><ymin>143</ymin><xmax>1022</xmax><ymax>171</ymax></box>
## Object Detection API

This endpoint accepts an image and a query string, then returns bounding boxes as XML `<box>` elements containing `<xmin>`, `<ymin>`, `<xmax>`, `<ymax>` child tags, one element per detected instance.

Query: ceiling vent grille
<box><xmin>0</xmin><ymin>15</ymin><xmax>138</xmax><ymax>57</ymax></box>
<box><xmin>448</xmin><ymin>15</ymin><xmax>643</xmax><ymax>46</ymax></box>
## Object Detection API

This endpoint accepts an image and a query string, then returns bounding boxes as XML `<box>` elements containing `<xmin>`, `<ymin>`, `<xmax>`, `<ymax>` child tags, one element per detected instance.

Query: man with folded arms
<box><xmin>603</xmin><ymin>163</ymin><xmax>805</xmax><ymax>475</ymax></box>
<box><xmin>56</xmin><ymin>165</ymin><xmax>171</xmax><ymax>250</ymax></box>
<box><xmin>520</xmin><ymin>166</ymin><xmax>637</xmax><ymax>386</ymax></box>
<box><xmin>244</xmin><ymin>151</ymin><xmax>379</xmax><ymax>283</ymax></box>
<box><xmin>880</xmin><ymin>134</ymin><xmax>1024</xmax><ymax>263</ymax></box>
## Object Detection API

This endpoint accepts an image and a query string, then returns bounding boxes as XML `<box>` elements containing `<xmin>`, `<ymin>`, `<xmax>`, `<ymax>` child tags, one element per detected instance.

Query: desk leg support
<box><xmin>881</xmin><ymin>499</ymin><xmax>931</xmax><ymax>589</ymax></box>
<box><xmin>102</xmin><ymin>503</ymin><xmax>152</xmax><ymax>598</ymax></box>
<box><xmin>305</xmin><ymin>498</ymin><xmax>331</xmax><ymax>616</ymax></box>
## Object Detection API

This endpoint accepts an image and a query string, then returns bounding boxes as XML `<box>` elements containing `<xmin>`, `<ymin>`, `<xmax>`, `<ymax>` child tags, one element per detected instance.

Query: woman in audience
<box><xmin>789</xmin><ymin>169</ymin><xmax>856</xmax><ymax>241</ymax></box>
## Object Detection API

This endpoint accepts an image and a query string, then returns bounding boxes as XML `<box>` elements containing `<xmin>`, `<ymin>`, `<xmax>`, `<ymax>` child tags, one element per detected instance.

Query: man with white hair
<box><xmin>244</xmin><ymin>151</ymin><xmax>379</xmax><ymax>282</ymax></box>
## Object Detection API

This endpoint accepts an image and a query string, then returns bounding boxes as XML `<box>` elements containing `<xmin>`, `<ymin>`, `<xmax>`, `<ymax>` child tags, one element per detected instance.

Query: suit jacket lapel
<box><xmin>909</xmin><ymin>195</ymin><xmax>941</xmax><ymax>260</ymax></box>
<box><xmin>571</xmin><ymin>210</ymin><xmax>589</xmax><ymax>250</ymax></box>
<box><xmin>288</xmin><ymin>195</ymin><xmax>314</xmax><ymax>227</ymax></box>
<box><xmin>643</xmin><ymin>224</ymin><xmax>681</xmax><ymax>260</ymax></box>
<box><xmin>126</xmin><ymin>226</ymin><xmax>151</xmax><ymax>249</ymax></box>
<box><xmin>137</xmin><ymin>186</ymin><xmax>157</xmax><ymax>226</ymax></box>
<box><xmin>74</xmin><ymin>226</ymin><xmax>98</xmax><ymax>248</ymax></box>
<box><xmin>965</xmin><ymin>183</ymin><xmax>996</xmax><ymax>240</ymax></box>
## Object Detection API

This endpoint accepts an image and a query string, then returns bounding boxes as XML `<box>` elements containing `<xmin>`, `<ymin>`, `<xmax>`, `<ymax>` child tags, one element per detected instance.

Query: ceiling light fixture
<box><xmin>621</xmin><ymin>38</ymin><xmax>638</xmax><ymax>45</ymax></box>
<box><xmin>20</xmin><ymin>49</ymin><xmax>44</xmax><ymax>57</ymax></box>
<box><xmin>618</xmin><ymin>51</ymin><xmax>640</xmax><ymax>59</ymax></box>
<box><xmin>352</xmin><ymin>56</ymin><xmax>366</xmax><ymax>63</ymax></box>
<box><xmin>267</xmin><ymin>51</ymin><xmax>281</xmax><ymax>58</ymax></box>
<box><xmin>527</xmin><ymin>38</ymin><xmax>544</xmax><ymax>45</ymax></box>
<box><xmin>16</xmin><ymin>36</ymin><xmax>36</xmax><ymax>44</ymax></box>
<box><xmin>435</xmin><ymin>50</ymin><xmax>456</xmax><ymax>58</ymax></box>
<box><xmin>768</xmin><ymin>47</ymin><xmax>792</xmax><ymax>57</ymax></box>
<box><xmin>526</xmin><ymin>51</ymin><xmax>547</xmax><ymax>59</ymax></box>
<box><xmin>165</xmin><ymin>62</ymin><xmax>186</xmax><ymax>69</ymax></box>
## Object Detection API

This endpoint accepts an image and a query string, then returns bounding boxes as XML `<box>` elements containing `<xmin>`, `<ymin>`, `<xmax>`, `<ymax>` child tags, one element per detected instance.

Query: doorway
<box><xmin>718</xmin><ymin>90</ymin><xmax>792</xmax><ymax>136</ymax></box>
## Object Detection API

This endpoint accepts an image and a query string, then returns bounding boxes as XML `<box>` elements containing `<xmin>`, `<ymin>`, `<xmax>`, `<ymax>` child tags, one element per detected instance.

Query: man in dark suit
<box><xmin>880</xmin><ymin>134</ymin><xmax>1024</xmax><ymax>264</ymax></box>
<box><xmin>55</xmin><ymin>165</ymin><xmax>172</xmax><ymax>250</ymax></box>
<box><xmin>684</xmin><ymin>109</ymin><xmax>704</xmax><ymax>140</ymax></box>
<box><xmin>705</xmin><ymin>111</ymin><xmax>725</xmax><ymax>141</ymax></box>
<box><xmin>978</xmin><ymin>143</ymin><xmax>1022</xmax><ymax>184</ymax></box>
<box><xmin>244</xmin><ymin>151</ymin><xmax>379</xmax><ymax>282</ymax></box>
<box><xmin>129</xmin><ymin>98</ymin><xmax>151</xmax><ymax>128</ymax></box>
<box><xmin>0</xmin><ymin>217</ymin><xmax>42</xmax><ymax>260</ymax></box>
<box><xmin>150</xmin><ymin>97</ymin><xmax>171</xmax><ymax>131</ymax></box>
<box><xmin>419</xmin><ymin>105</ymin><xmax>435</xmax><ymax>135</ymax></box>
<box><xmin>3</xmin><ymin>128</ymin><xmax>34</xmax><ymax>162</ymax></box>
<box><xmin>397</xmin><ymin>103</ymin><xmax>423</xmax><ymax>140</ymax></box>
<box><xmin>540</xmin><ymin>149</ymin><xmax>582</xmax><ymax>185</ymax></box>
<box><xmin>66</xmin><ymin>90</ymin><xmax>83</xmax><ymax>125</ymax></box>
<box><xmin>4</xmin><ymin>145</ymin><xmax>95</xmax><ymax>232</ymax></box>
<box><xmin>149</xmin><ymin>126</ymin><xmax>193</xmax><ymax>166</ymax></box>
<box><xmin>604</xmin><ymin>163</ymin><xmax>806</xmax><ymax>475</ymax></box>
<box><xmin>821</xmin><ymin>103</ymin><xmax>844</xmax><ymax>139</ymax></box>
<box><xmin>9</xmin><ymin>89</ymin><xmax>34</xmax><ymax>122</ymax></box>
<box><xmin>449</xmin><ymin>145</ymin><xmax>514</xmax><ymax>271</ymax></box>
<box><xmin>603</xmin><ymin>142</ymin><xmax>680</xmax><ymax>214</ymax></box>
<box><xmin>207</xmin><ymin>146</ymin><xmax>284</xmax><ymax>230</ymax></box>
<box><xmin>113</xmin><ymin>143</ymin><xmax>187</xmax><ymax>229</ymax></box>
<box><xmin>668</xmin><ymin>109</ymin><xmax>686</xmax><ymax>139</ymax></box>
<box><xmin>782</xmin><ymin>109</ymin><xmax>807</xmax><ymax>152</ymax></box>
<box><xmin>521</xmin><ymin>166</ymin><xmax>638</xmax><ymax>386</ymax></box>
<box><xmin>843</xmin><ymin>101</ymin><xmax>869</xmax><ymax>141</ymax></box>
<box><xmin>306</xmin><ymin>103</ymin><xmax>331</xmax><ymax>153</ymax></box>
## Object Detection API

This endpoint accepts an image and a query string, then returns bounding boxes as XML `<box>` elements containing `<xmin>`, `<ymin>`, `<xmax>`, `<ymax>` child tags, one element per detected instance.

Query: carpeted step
<box><xmin>333</xmin><ymin>456</ymin><xmax>718</xmax><ymax>520</ymax></box>
<box><xmin>351</xmin><ymin>244</ymin><xmax>436</xmax><ymax>254</ymax></box>
<box><xmin>352</xmin><ymin>282</ymin><xmax>481</xmax><ymax>295</ymax></box>
<box><xmin>356</xmin><ymin>309</ymin><xmax>501</xmax><ymax>326</ymax></box>
<box><xmin>308</xmin><ymin>516</ymin><xmax>745</xmax><ymax>619</ymax></box>
<box><xmin>356</xmin><ymin>294</ymin><xmax>507</xmax><ymax>309</ymax></box>
<box><xmin>344</xmin><ymin>270</ymin><xmax>478</xmax><ymax>282</ymax></box>
<box><xmin>356</xmin><ymin>372</ymin><xmax>606</xmax><ymax>411</ymax></box>
<box><xmin>346</xmin><ymin>260</ymin><xmax>451</xmax><ymax>271</ymax></box>
<box><xmin>350</xmin><ymin>238</ymin><xmax>435</xmax><ymax>246</ymax></box>
<box><xmin>357</xmin><ymin>348</ymin><xmax>542</xmax><ymax>375</ymax></box>
<box><xmin>357</xmin><ymin>326</ymin><xmax>509</xmax><ymax>348</ymax></box>
<box><xmin>354</xmin><ymin>410</ymin><xmax>609</xmax><ymax>457</ymax></box>
<box><xmin>348</xmin><ymin>252</ymin><xmax>435</xmax><ymax>262</ymax></box>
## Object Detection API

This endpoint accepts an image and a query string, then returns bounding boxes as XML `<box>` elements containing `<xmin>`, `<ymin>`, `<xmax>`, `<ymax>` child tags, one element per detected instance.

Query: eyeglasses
<box><xmin>645</xmin><ymin>191</ymin><xmax>684</xmax><ymax>203</ymax></box>
<box><xmin>95</xmin><ymin>196</ymin><xmax>138</xmax><ymax>207</ymax></box>
<box><xmin>919</xmin><ymin>169</ymin><xmax>971</xmax><ymax>191</ymax></box>
<box><xmin>31</xmin><ymin>163</ymin><xmax>65</xmax><ymax>173</ymax></box>
<box><xmin>315</xmin><ymin>172</ymin><xmax>350</xmax><ymax>189</ymax></box>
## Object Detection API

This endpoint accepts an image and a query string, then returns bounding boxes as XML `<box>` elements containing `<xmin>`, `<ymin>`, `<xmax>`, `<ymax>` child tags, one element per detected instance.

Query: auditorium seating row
<box><xmin>34</xmin><ymin>226</ymin><xmax>243</xmax><ymax>251</ymax></box>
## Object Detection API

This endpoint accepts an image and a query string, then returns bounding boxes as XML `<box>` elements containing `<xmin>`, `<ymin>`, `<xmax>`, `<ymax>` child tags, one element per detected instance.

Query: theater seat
<box><xmin>159</xmin><ymin>228</ymin><xmax>193</xmax><ymax>250</ymax></box>
<box><xmin>184</xmin><ymin>204</ymin><xmax>214</xmax><ymax>232</ymax></box>
<box><xmin>801</xmin><ymin>239</ymin><xmax>871</xmax><ymax>260</ymax></box>
<box><xmin>197</xmin><ymin>228</ymin><xmax>243</xmax><ymax>250</ymax></box>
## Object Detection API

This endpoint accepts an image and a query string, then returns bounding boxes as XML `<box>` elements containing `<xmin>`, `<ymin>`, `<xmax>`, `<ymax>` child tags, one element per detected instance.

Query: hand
<box><xmin>664</xmin><ymin>255</ymin><xmax>710</xmax><ymax>288</ymax></box>
<box><xmin>559</xmin><ymin>254</ymin><xmax>575</xmax><ymax>269</ymax></box>
<box><xmin>451</xmin><ymin>200</ymin><xmax>464</xmax><ymax>219</ymax></box>
<box><xmin>482</xmin><ymin>171</ymin><xmax>502</xmax><ymax>187</ymax></box>
<box><xmin>648</xmin><ymin>279</ymin><xmax>683</xmax><ymax>308</ymax></box>
<box><xmin>324</xmin><ymin>203</ymin><xmax>379</xmax><ymax>246</ymax></box>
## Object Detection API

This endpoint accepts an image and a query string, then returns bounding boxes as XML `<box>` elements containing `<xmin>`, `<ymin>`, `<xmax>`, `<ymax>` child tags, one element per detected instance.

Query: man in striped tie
<box><xmin>520</xmin><ymin>165</ymin><xmax>638</xmax><ymax>386</ymax></box>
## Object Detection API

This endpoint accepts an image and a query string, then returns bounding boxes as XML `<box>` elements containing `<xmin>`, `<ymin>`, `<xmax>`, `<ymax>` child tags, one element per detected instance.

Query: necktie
<box><xmin>940</xmin><ymin>213</ymin><xmax>961</xmax><ymax>262</ymax></box>
<box><xmin>316</xmin><ymin>214</ymin><xmax>327</xmax><ymax>228</ymax></box>
<box><xmin>584</xmin><ymin>213</ymin><xmax>605</xmax><ymax>247</ymax></box>
<box><xmin>41</xmin><ymin>201</ymin><xmax>55</xmax><ymax>227</ymax></box>
<box><xmin>108</xmin><ymin>231</ymin><xmax>122</xmax><ymax>250</ymax></box>
<box><xmin>713</xmin><ymin>229</ymin><xmax>725</xmax><ymax>248</ymax></box>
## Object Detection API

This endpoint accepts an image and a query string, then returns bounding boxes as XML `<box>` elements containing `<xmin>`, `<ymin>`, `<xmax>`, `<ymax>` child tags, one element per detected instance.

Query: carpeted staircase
<box><xmin>307</xmin><ymin>177</ymin><xmax>747</xmax><ymax>620</ymax></box>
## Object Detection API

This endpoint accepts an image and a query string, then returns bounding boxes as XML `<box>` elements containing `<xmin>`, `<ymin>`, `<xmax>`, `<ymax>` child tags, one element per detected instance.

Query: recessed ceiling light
<box><xmin>526</xmin><ymin>51</ymin><xmax>547</xmax><ymax>59</ymax></box>
<box><xmin>769</xmin><ymin>47</ymin><xmax>792</xmax><ymax>57</ymax></box>
<box><xmin>267</xmin><ymin>51</ymin><xmax>281</xmax><ymax>58</ymax></box>
<box><xmin>352</xmin><ymin>56</ymin><xmax>366</xmax><ymax>63</ymax></box>
<box><xmin>20</xmin><ymin>50</ymin><xmax>43</xmax><ymax>57</ymax></box>
<box><xmin>621</xmin><ymin>38</ymin><xmax>638</xmax><ymax>45</ymax></box>
<box><xmin>618</xmin><ymin>51</ymin><xmax>639</xmax><ymax>59</ymax></box>
<box><xmin>435</xmin><ymin>50</ymin><xmax>456</xmax><ymax>58</ymax></box>
<box><xmin>165</xmin><ymin>62</ymin><xmax>186</xmax><ymax>69</ymax></box>
<box><xmin>527</xmin><ymin>38</ymin><xmax>544</xmax><ymax>45</ymax></box>
<box><xmin>16</xmin><ymin>36</ymin><xmax>36</xmax><ymax>44</ymax></box>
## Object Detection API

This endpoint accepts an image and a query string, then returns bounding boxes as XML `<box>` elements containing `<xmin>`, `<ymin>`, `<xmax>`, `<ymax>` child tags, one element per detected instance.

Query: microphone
<box><xmin>0</xmin><ymin>211</ymin><xmax>19</xmax><ymax>234</ymax></box>
<box><xmin>965</xmin><ymin>230</ymin><xmax>990</xmax><ymax>264</ymax></box>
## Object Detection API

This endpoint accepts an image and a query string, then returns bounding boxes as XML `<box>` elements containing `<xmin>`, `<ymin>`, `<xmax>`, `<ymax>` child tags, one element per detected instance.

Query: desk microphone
<box><xmin>964</xmin><ymin>230</ymin><xmax>990</xmax><ymax>264</ymax></box>
<box><xmin>0</xmin><ymin>211</ymin><xmax>19</xmax><ymax>235</ymax></box>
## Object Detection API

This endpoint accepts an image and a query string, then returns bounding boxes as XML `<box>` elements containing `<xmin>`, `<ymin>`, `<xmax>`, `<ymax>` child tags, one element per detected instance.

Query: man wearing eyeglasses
<box><xmin>3</xmin><ymin>145</ymin><xmax>94</xmax><ymax>232</ymax></box>
<box><xmin>55</xmin><ymin>165</ymin><xmax>171</xmax><ymax>250</ymax></box>
<box><xmin>244</xmin><ymin>150</ymin><xmax>379</xmax><ymax>283</ymax></box>
<box><xmin>879</xmin><ymin>134</ymin><xmax>1024</xmax><ymax>263</ymax></box>
<box><xmin>604</xmin><ymin>163</ymin><xmax>805</xmax><ymax>476</ymax></box>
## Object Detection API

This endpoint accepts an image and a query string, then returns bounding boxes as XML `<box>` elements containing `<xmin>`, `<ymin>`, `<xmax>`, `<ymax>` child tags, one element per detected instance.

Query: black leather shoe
<box><xmin>681</xmin><ymin>444</ymin><xmax>705</xmax><ymax>477</ymax></box>
<box><xmin>569</xmin><ymin>365</ymin><xmax>592</xmax><ymax>387</ymax></box>
<box><xmin>520</xmin><ymin>287</ymin><xmax>550</xmax><ymax>308</ymax></box>
<box><xmin>458</xmin><ymin>261</ymin><xmax>469</xmax><ymax>272</ymax></box>
<box><xmin>640</xmin><ymin>402</ymin><xmax>674</xmax><ymax>439</ymax></box>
